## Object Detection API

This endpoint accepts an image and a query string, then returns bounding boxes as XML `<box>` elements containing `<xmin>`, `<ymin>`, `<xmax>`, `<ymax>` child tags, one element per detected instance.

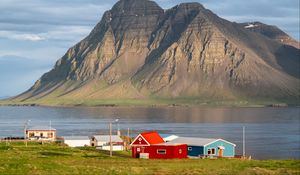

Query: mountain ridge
<box><xmin>7</xmin><ymin>0</ymin><xmax>300</xmax><ymax>106</ymax></box>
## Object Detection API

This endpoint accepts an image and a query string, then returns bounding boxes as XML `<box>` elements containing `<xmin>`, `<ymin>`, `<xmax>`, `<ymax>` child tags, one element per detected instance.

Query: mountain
<box><xmin>240</xmin><ymin>22</ymin><xmax>299</xmax><ymax>49</ymax></box>
<box><xmin>10</xmin><ymin>0</ymin><xmax>300</xmax><ymax>106</ymax></box>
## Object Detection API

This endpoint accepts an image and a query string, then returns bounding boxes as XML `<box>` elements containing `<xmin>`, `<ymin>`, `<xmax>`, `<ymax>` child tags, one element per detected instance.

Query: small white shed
<box><xmin>91</xmin><ymin>135</ymin><xmax>123</xmax><ymax>146</ymax></box>
<box><xmin>91</xmin><ymin>135</ymin><xmax>124</xmax><ymax>151</ymax></box>
<box><xmin>63</xmin><ymin>136</ymin><xmax>90</xmax><ymax>147</ymax></box>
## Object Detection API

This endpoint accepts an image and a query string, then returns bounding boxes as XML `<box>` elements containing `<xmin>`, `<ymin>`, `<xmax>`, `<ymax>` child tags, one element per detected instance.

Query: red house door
<box><xmin>135</xmin><ymin>147</ymin><xmax>142</xmax><ymax>158</ymax></box>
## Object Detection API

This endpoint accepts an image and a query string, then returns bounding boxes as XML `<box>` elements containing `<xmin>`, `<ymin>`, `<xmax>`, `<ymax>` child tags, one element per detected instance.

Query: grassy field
<box><xmin>0</xmin><ymin>142</ymin><xmax>299</xmax><ymax>175</ymax></box>
<box><xmin>1</xmin><ymin>96</ymin><xmax>296</xmax><ymax>108</ymax></box>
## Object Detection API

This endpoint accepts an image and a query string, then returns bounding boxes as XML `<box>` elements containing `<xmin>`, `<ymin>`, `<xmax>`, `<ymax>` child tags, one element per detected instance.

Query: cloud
<box><xmin>0</xmin><ymin>31</ymin><xmax>45</xmax><ymax>41</ymax></box>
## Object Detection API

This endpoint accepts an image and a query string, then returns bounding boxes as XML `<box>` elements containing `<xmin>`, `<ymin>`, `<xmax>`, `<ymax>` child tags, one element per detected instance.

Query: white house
<box><xmin>91</xmin><ymin>135</ymin><xmax>124</xmax><ymax>151</ymax></box>
<box><xmin>63</xmin><ymin>136</ymin><xmax>90</xmax><ymax>147</ymax></box>
<box><xmin>26</xmin><ymin>126</ymin><xmax>56</xmax><ymax>141</ymax></box>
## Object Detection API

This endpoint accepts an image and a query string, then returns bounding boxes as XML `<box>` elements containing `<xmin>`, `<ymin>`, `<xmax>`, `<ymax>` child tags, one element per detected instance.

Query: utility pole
<box><xmin>109</xmin><ymin>122</ymin><xmax>112</xmax><ymax>157</ymax></box>
<box><xmin>127</xmin><ymin>128</ymin><xmax>130</xmax><ymax>144</ymax></box>
<box><xmin>49</xmin><ymin>120</ymin><xmax>52</xmax><ymax>141</ymax></box>
<box><xmin>243</xmin><ymin>126</ymin><xmax>245</xmax><ymax>158</ymax></box>
<box><xmin>127</xmin><ymin>128</ymin><xmax>130</xmax><ymax>151</ymax></box>
<box><xmin>115</xmin><ymin>118</ymin><xmax>120</xmax><ymax>136</ymax></box>
<box><xmin>24</xmin><ymin>120</ymin><xmax>30</xmax><ymax>147</ymax></box>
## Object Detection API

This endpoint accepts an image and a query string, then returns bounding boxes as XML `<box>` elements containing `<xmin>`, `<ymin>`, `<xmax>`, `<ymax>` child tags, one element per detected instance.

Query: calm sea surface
<box><xmin>0</xmin><ymin>106</ymin><xmax>299</xmax><ymax>159</ymax></box>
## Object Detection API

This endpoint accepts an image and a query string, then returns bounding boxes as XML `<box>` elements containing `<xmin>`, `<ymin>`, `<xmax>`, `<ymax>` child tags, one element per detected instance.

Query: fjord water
<box><xmin>0</xmin><ymin>106</ymin><xmax>299</xmax><ymax>160</ymax></box>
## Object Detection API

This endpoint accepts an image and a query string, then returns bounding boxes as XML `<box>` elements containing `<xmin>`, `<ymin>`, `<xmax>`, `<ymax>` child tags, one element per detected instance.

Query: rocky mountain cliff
<box><xmin>13</xmin><ymin>0</ymin><xmax>300</xmax><ymax>105</ymax></box>
<box><xmin>240</xmin><ymin>22</ymin><xmax>299</xmax><ymax>49</ymax></box>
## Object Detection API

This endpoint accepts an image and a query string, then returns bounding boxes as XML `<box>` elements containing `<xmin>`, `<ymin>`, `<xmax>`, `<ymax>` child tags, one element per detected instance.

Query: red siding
<box><xmin>131</xmin><ymin>136</ymin><xmax>149</xmax><ymax>146</ymax></box>
<box><xmin>132</xmin><ymin>144</ymin><xmax>187</xmax><ymax>159</ymax></box>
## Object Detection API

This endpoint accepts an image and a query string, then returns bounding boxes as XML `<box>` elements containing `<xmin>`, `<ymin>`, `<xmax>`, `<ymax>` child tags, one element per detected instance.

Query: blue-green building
<box><xmin>169</xmin><ymin>137</ymin><xmax>236</xmax><ymax>157</ymax></box>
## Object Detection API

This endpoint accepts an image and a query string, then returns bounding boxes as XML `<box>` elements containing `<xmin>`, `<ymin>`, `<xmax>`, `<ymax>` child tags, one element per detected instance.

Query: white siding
<box><xmin>64</xmin><ymin>140</ymin><xmax>90</xmax><ymax>147</ymax></box>
<box><xmin>97</xmin><ymin>145</ymin><xmax>124</xmax><ymax>151</ymax></box>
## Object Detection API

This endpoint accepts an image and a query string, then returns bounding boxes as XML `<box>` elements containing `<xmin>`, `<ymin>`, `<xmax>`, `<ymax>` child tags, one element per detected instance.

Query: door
<box><xmin>135</xmin><ymin>147</ymin><xmax>141</xmax><ymax>158</ymax></box>
<box><xmin>218</xmin><ymin>149</ymin><xmax>223</xmax><ymax>157</ymax></box>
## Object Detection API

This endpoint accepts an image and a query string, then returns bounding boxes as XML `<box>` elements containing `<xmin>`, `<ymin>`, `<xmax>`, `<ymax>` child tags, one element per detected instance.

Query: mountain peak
<box><xmin>178</xmin><ymin>2</ymin><xmax>204</xmax><ymax>8</ymax></box>
<box><xmin>111</xmin><ymin>0</ymin><xmax>163</xmax><ymax>15</ymax></box>
<box><xmin>240</xmin><ymin>21</ymin><xmax>300</xmax><ymax>48</ymax></box>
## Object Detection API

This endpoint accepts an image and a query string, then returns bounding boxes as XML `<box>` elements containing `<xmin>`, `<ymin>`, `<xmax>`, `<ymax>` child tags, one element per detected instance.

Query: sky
<box><xmin>0</xmin><ymin>0</ymin><xmax>299</xmax><ymax>97</ymax></box>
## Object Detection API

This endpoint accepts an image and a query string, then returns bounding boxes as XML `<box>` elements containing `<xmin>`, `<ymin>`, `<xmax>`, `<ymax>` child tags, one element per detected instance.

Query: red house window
<box><xmin>157</xmin><ymin>149</ymin><xmax>166</xmax><ymax>154</ymax></box>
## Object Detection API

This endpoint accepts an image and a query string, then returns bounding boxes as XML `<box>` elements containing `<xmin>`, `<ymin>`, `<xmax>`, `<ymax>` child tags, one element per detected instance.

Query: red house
<box><xmin>131</xmin><ymin>131</ymin><xmax>187</xmax><ymax>159</ymax></box>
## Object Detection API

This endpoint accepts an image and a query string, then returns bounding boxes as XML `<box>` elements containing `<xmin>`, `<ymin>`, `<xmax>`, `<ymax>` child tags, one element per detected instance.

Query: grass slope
<box><xmin>1</xmin><ymin>96</ymin><xmax>298</xmax><ymax>107</ymax></box>
<box><xmin>0</xmin><ymin>142</ymin><xmax>299</xmax><ymax>175</ymax></box>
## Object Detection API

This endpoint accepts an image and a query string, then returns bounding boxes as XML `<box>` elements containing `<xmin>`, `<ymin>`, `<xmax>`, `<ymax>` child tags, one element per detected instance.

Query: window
<box><xmin>157</xmin><ymin>149</ymin><xmax>166</xmax><ymax>154</ymax></box>
<box><xmin>137</xmin><ymin>148</ymin><xmax>141</xmax><ymax>152</ymax></box>
<box><xmin>188</xmin><ymin>147</ymin><xmax>192</xmax><ymax>151</ymax></box>
<box><xmin>208</xmin><ymin>148</ymin><xmax>216</xmax><ymax>155</ymax></box>
<box><xmin>47</xmin><ymin>133</ymin><xmax>53</xmax><ymax>138</ymax></box>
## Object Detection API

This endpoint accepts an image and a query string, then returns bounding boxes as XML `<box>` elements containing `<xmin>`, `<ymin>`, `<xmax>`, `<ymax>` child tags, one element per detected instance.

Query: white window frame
<box><xmin>157</xmin><ymin>149</ymin><xmax>167</xmax><ymax>154</ymax></box>
<box><xmin>207</xmin><ymin>147</ymin><xmax>216</xmax><ymax>155</ymax></box>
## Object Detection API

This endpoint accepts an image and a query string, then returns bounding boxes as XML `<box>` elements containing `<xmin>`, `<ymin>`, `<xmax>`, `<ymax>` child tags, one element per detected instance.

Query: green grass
<box><xmin>0</xmin><ymin>142</ymin><xmax>299</xmax><ymax>175</ymax></box>
<box><xmin>1</xmin><ymin>96</ymin><xmax>298</xmax><ymax>108</ymax></box>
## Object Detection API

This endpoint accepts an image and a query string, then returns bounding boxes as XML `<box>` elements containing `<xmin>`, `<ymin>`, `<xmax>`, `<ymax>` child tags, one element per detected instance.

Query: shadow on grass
<box><xmin>82</xmin><ymin>155</ymin><xmax>106</xmax><ymax>158</ymax></box>
<box><xmin>39</xmin><ymin>151</ymin><xmax>71</xmax><ymax>156</ymax></box>
<box><xmin>0</xmin><ymin>146</ymin><xmax>11</xmax><ymax>150</ymax></box>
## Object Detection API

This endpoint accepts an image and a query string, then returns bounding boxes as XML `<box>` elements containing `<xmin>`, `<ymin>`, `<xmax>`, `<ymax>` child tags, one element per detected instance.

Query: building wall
<box><xmin>64</xmin><ymin>140</ymin><xmax>90</xmax><ymax>147</ymax></box>
<box><xmin>132</xmin><ymin>145</ymin><xmax>187</xmax><ymax>159</ymax></box>
<box><xmin>91</xmin><ymin>140</ymin><xmax>124</xmax><ymax>147</ymax></box>
<box><xmin>204</xmin><ymin>140</ymin><xmax>235</xmax><ymax>157</ymax></box>
<box><xmin>187</xmin><ymin>146</ymin><xmax>204</xmax><ymax>157</ymax></box>
<box><xmin>27</xmin><ymin>130</ymin><xmax>56</xmax><ymax>140</ymax></box>
<box><xmin>99</xmin><ymin>145</ymin><xmax>124</xmax><ymax>151</ymax></box>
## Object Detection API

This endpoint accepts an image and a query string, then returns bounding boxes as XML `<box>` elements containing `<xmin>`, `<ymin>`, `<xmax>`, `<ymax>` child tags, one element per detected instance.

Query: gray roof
<box><xmin>63</xmin><ymin>136</ymin><xmax>90</xmax><ymax>140</ymax></box>
<box><xmin>27</xmin><ymin>126</ymin><xmax>56</xmax><ymax>131</ymax></box>
<box><xmin>169</xmin><ymin>137</ymin><xmax>220</xmax><ymax>146</ymax></box>
<box><xmin>92</xmin><ymin>135</ymin><xmax>123</xmax><ymax>142</ymax></box>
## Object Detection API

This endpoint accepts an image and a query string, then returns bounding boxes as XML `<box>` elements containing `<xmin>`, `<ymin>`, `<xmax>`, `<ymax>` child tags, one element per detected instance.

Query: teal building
<box><xmin>169</xmin><ymin>137</ymin><xmax>236</xmax><ymax>157</ymax></box>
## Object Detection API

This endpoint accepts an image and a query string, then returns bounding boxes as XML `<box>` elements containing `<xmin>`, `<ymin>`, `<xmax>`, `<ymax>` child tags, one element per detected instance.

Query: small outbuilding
<box><xmin>169</xmin><ymin>137</ymin><xmax>236</xmax><ymax>158</ymax></box>
<box><xmin>131</xmin><ymin>131</ymin><xmax>187</xmax><ymax>159</ymax></box>
<box><xmin>26</xmin><ymin>126</ymin><xmax>56</xmax><ymax>141</ymax></box>
<box><xmin>91</xmin><ymin>135</ymin><xmax>124</xmax><ymax>151</ymax></box>
<box><xmin>63</xmin><ymin>136</ymin><xmax>90</xmax><ymax>147</ymax></box>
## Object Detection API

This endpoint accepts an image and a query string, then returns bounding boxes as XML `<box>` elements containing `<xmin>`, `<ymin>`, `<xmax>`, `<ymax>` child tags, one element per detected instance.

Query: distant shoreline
<box><xmin>0</xmin><ymin>99</ymin><xmax>298</xmax><ymax>108</ymax></box>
